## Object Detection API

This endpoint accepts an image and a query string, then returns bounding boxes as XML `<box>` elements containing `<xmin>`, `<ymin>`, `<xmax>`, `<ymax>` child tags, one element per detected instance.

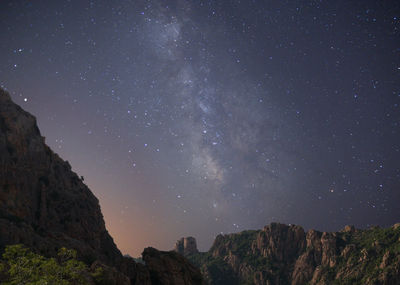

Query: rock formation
<box><xmin>0</xmin><ymin>88</ymin><xmax>204</xmax><ymax>284</ymax></box>
<box><xmin>143</xmin><ymin>247</ymin><xmax>204</xmax><ymax>285</ymax></box>
<box><xmin>0</xmin><ymin>88</ymin><xmax>121</xmax><ymax>266</ymax></box>
<box><xmin>175</xmin><ymin>237</ymin><xmax>199</xmax><ymax>256</ymax></box>
<box><xmin>188</xmin><ymin>223</ymin><xmax>400</xmax><ymax>285</ymax></box>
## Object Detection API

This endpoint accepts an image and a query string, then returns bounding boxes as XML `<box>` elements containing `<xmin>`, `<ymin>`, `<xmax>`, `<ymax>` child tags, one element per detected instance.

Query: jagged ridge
<box><xmin>187</xmin><ymin>223</ymin><xmax>400</xmax><ymax>285</ymax></box>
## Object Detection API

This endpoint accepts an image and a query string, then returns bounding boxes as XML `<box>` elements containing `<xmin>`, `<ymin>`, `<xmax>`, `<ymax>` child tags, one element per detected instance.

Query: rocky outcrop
<box><xmin>0</xmin><ymin>88</ymin><xmax>204</xmax><ymax>284</ymax></box>
<box><xmin>175</xmin><ymin>237</ymin><xmax>199</xmax><ymax>256</ymax></box>
<box><xmin>143</xmin><ymin>247</ymin><xmax>204</xmax><ymax>284</ymax></box>
<box><xmin>188</xmin><ymin>223</ymin><xmax>400</xmax><ymax>285</ymax></box>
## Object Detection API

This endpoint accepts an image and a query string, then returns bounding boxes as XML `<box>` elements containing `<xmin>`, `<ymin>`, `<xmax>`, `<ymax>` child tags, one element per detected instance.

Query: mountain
<box><xmin>0</xmin><ymin>88</ymin><xmax>204</xmax><ymax>284</ymax></box>
<box><xmin>3</xmin><ymin>87</ymin><xmax>399</xmax><ymax>285</ymax></box>
<box><xmin>187</xmin><ymin>223</ymin><xmax>400</xmax><ymax>285</ymax></box>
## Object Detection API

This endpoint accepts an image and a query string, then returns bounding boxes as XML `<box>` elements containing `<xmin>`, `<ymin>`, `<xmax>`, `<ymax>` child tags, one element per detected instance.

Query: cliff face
<box><xmin>0</xmin><ymin>88</ymin><xmax>204</xmax><ymax>284</ymax></box>
<box><xmin>0</xmin><ymin>89</ymin><xmax>120</xmax><ymax>265</ymax></box>
<box><xmin>189</xmin><ymin>223</ymin><xmax>400</xmax><ymax>285</ymax></box>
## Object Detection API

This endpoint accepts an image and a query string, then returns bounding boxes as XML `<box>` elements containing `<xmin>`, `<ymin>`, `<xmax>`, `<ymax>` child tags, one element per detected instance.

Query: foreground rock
<box><xmin>0</xmin><ymin>88</ymin><xmax>204</xmax><ymax>284</ymax></box>
<box><xmin>188</xmin><ymin>223</ymin><xmax>400</xmax><ymax>285</ymax></box>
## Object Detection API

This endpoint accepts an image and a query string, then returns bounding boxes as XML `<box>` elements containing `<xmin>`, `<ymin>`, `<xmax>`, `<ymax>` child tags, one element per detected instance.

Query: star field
<box><xmin>1</xmin><ymin>0</ymin><xmax>399</xmax><ymax>256</ymax></box>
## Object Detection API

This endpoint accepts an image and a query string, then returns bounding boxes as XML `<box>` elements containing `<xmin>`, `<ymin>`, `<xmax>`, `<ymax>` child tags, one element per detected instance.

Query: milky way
<box><xmin>1</xmin><ymin>1</ymin><xmax>399</xmax><ymax>256</ymax></box>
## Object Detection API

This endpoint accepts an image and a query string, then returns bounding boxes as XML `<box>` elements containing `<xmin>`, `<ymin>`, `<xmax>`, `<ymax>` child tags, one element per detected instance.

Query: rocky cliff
<box><xmin>188</xmin><ymin>223</ymin><xmax>400</xmax><ymax>285</ymax></box>
<box><xmin>0</xmin><ymin>88</ymin><xmax>204</xmax><ymax>284</ymax></box>
<box><xmin>175</xmin><ymin>237</ymin><xmax>199</xmax><ymax>256</ymax></box>
<box><xmin>0</xmin><ymin>88</ymin><xmax>122</xmax><ymax>266</ymax></box>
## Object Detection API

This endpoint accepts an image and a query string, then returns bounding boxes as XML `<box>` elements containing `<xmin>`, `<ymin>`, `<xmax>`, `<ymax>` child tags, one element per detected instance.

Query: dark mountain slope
<box><xmin>0</xmin><ymin>88</ymin><xmax>203</xmax><ymax>284</ymax></box>
<box><xmin>0</xmin><ymin>88</ymin><xmax>121</xmax><ymax>265</ymax></box>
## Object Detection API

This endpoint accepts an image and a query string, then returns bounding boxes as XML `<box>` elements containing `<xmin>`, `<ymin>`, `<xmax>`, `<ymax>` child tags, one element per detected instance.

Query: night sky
<box><xmin>1</xmin><ymin>1</ymin><xmax>399</xmax><ymax>256</ymax></box>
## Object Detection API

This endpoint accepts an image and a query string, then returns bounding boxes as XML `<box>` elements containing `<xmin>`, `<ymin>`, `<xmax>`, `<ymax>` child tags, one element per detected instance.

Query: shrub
<box><xmin>0</xmin><ymin>244</ymin><xmax>90</xmax><ymax>284</ymax></box>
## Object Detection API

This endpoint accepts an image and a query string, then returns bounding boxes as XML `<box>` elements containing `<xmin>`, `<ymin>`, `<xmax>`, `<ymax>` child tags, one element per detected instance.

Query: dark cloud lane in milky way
<box><xmin>1</xmin><ymin>0</ymin><xmax>399</xmax><ymax>256</ymax></box>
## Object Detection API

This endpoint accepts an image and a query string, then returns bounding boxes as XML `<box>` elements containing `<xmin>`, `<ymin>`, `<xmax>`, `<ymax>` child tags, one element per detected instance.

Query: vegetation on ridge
<box><xmin>187</xmin><ymin>224</ymin><xmax>400</xmax><ymax>285</ymax></box>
